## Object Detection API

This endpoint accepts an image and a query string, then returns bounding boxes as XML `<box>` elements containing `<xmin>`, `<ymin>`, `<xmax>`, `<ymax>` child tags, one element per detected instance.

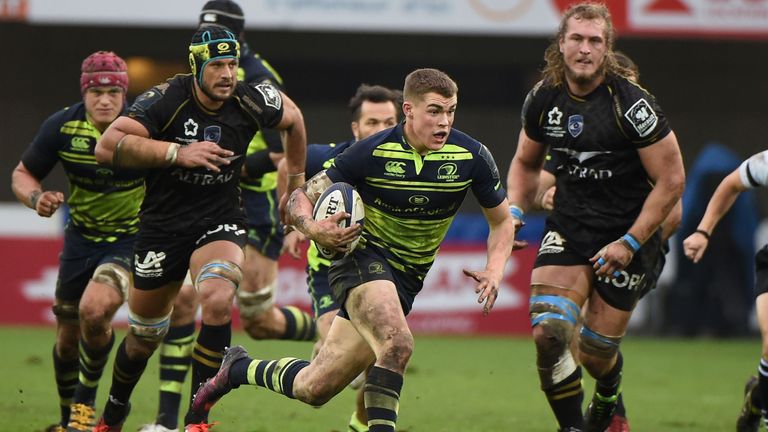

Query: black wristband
<box><xmin>695</xmin><ymin>229</ymin><xmax>711</xmax><ymax>240</ymax></box>
<box><xmin>244</xmin><ymin>149</ymin><xmax>276</xmax><ymax>177</ymax></box>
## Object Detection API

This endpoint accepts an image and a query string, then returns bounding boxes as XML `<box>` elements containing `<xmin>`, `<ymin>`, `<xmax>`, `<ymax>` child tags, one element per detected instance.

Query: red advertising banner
<box><xmin>0</xmin><ymin>237</ymin><xmax>537</xmax><ymax>335</ymax></box>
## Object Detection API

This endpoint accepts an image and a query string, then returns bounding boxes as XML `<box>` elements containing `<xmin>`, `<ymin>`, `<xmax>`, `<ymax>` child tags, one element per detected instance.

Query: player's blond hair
<box><xmin>541</xmin><ymin>2</ymin><xmax>634</xmax><ymax>86</ymax></box>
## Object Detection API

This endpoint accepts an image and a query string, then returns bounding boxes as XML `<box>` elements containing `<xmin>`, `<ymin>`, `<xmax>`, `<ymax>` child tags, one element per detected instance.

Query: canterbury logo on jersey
<box><xmin>70</xmin><ymin>137</ymin><xmax>90</xmax><ymax>151</ymax></box>
<box><xmin>384</xmin><ymin>161</ymin><xmax>406</xmax><ymax>176</ymax></box>
<box><xmin>135</xmin><ymin>251</ymin><xmax>166</xmax><ymax>277</ymax></box>
<box><xmin>538</xmin><ymin>230</ymin><xmax>565</xmax><ymax>255</ymax></box>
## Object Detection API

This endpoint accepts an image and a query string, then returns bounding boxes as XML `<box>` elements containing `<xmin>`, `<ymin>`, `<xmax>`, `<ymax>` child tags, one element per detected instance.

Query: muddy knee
<box><xmin>530</xmin><ymin>294</ymin><xmax>581</xmax><ymax>389</ymax></box>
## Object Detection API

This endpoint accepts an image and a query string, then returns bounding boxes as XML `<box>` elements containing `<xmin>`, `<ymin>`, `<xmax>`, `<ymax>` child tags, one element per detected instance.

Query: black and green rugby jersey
<box><xmin>238</xmin><ymin>42</ymin><xmax>285</xmax><ymax>193</ymax></box>
<box><xmin>126</xmin><ymin>74</ymin><xmax>284</xmax><ymax>233</ymax></box>
<box><xmin>326</xmin><ymin>124</ymin><xmax>505</xmax><ymax>275</ymax></box>
<box><xmin>21</xmin><ymin>102</ymin><xmax>144</xmax><ymax>242</ymax></box>
<box><xmin>522</xmin><ymin>74</ymin><xmax>672</xmax><ymax>242</ymax></box>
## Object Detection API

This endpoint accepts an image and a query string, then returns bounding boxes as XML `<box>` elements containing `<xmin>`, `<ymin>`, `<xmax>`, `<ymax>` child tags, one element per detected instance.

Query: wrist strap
<box><xmin>165</xmin><ymin>143</ymin><xmax>181</xmax><ymax>166</ymax></box>
<box><xmin>621</xmin><ymin>233</ymin><xmax>641</xmax><ymax>253</ymax></box>
<box><xmin>695</xmin><ymin>229</ymin><xmax>711</xmax><ymax>240</ymax></box>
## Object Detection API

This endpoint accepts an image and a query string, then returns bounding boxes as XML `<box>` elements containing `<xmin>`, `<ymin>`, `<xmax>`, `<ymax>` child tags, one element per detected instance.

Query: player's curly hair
<box><xmin>403</xmin><ymin>68</ymin><xmax>457</xmax><ymax>102</ymax></box>
<box><xmin>541</xmin><ymin>2</ymin><xmax>635</xmax><ymax>87</ymax></box>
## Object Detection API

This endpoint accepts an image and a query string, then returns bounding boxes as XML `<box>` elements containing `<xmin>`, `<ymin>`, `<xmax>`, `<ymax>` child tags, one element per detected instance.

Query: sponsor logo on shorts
<box><xmin>196</xmin><ymin>223</ymin><xmax>247</xmax><ymax>245</ymax></box>
<box><xmin>318</xmin><ymin>295</ymin><xmax>335</xmax><ymax>309</ymax></box>
<box><xmin>409</xmin><ymin>195</ymin><xmax>429</xmax><ymax>205</ymax></box>
<box><xmin>538</xmin><ymin>230</ymin><xmax>566</xmax><ymax>255</ymax></box>
<box><xmin>597</xmin><ymin>270</ymin><xmax>647</xmax><ymax>291</ymax></box>
<box><xmin>135</xmin><ymin>251</ymin><xmax>166</xmax><ymax>278</ymax></box>
<box><xmin>368</xmin><ymin>262</ymin><xmax>385</xmax><ymax>275</ymax></box>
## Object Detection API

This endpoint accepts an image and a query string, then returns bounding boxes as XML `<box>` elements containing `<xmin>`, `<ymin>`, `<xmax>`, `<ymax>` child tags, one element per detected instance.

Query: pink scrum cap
<box><xmin>79</xmin><ymin>51</ymin><xmax>128</xmax><ymax>94</ymax></box>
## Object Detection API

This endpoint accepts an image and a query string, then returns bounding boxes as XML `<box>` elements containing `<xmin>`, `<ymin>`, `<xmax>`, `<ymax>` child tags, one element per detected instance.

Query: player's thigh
<box><xmin>242</xmin><ymin>244</ymin><xmax>278</xmax><ymax>290</ymax></box>
<box><xmin>346</xmin><ymin>280</ymin><xmax>412</xmax><ymax>356</ymax></box>
<box><xmin>582</xmin><ymin>292</ymin><xmax>632</xmax><ymax>336</ymax></box>
<box><xmin>531</xmin><ymin>264</ymin><xmax>593</xmax><ymax>305</ymax></box>
<box><xmin>129</xmin><ymin>281</ymin><xmax>182</xmax><ymax>318</ymax></box>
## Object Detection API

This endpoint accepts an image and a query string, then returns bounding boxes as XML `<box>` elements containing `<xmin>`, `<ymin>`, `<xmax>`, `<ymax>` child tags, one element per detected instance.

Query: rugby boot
<box><xmin>66</xmin><ymin>403</ymin><xmax>96</xmax><ymax>431</ymax></box>
<box><xmin>348</xmin><ymin>410</ymin><xmax>369</xmax><ymax>432</ymax></box>
<box><xmin>187</xmin><ymin>346</ymin><xmax>249</xmax><ymax>422</ymax></box>
<box><xmin>137</xmin><ymin>424</ymin><xmax>178</xmax><ymax>432</ymax></box>
<box><xmin>45</xmin><ymin>425</ymin><xmax>66</xmax><ymax>432</ymax></box>
<box><xmin>584</xmin><ymin>392</ymin><xmax>619</xmax><ymax>432</ymax></box>
<box><xmin>558</xmin><ymin>428</ymin><xmax>583</xmax><ymax>432</ymax></box>
<box><xmin>606</xmin><ymin>414</ymin><xmax>630</xmax><ymax>432</ymax></box>
<box><xmin>737</xmin><ymin>375</ymin><xmax>761</xmax><ymax>432</ymax></box>
<box><xmin>92</xmin><ymin>399</ymin><xmax>130</xmax><ymax>432</ymax></box>
<box><xmin>184</xmin><ymin>422</ymin><xmax>217</xmax><ymax>431</ymax></box>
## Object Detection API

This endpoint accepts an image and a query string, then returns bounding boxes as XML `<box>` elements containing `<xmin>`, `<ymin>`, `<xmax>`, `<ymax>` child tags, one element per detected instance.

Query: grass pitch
<box><xmin>3</xmin><ymin>326</ymin><xmax>758</xmax><ymax>431</ymax></box>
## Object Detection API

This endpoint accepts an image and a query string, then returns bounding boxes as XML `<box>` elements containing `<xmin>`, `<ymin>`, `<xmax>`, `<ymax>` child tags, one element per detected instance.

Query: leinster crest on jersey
<box><xmin>254</xmin><ymin>83</ymin><xmax>282</xmax><ymax>110</ymax></box>
<box><xmin>624</xmin><ymin>98</ymin><xmax>658</xmax><ymax>138</ymax></box>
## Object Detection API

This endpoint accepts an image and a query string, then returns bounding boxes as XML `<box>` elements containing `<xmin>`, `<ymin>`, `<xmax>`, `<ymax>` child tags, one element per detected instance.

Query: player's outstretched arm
<box><xmin>683</xmin><ymin>170</ymin><xmax>746</xmax><ymax>263</ymax></box>
<box><xmin>11</xmin><ymin>162</ymin><xmax>64</xmax><ymax>217</ymax></box>
<box><xmin>463</xmin><ymin>199</ymin><xmax>516</xmax><ymax>316</ymax></box>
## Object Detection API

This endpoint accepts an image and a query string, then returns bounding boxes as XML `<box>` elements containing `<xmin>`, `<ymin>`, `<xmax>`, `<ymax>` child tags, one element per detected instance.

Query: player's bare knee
<box><xmin>236</xmin><ymin>280</ymin><xmax>276</xmax><ymax>321</ymax></box>
<box><xmin>578</xmin><ymin>325</ymin><xmax>622</xmax><ymax>372</ymax></box>
<box><xmin>530</xmin><ymin>294</ymin><xmax>580</xmax><ymax>388</ymax></box>
<box><xmin>91</xmin><ymin>262</ymin><xmax>130</xmax><ymax>301</ymax></box>
<box><xmin>377</xmin><ymin>332</ymin><xmax>414</xmax><ymax>372</ymax></box>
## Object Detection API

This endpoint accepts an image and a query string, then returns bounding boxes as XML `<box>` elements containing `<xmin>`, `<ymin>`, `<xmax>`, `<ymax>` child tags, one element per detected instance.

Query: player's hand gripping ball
<box><xmin>312</xmin><ymin>182</ymin><xmax>364</xmax><ymax>260</ymax></box>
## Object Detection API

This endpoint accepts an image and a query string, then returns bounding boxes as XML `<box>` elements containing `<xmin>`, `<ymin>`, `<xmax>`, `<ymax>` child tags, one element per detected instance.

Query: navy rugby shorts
<box><xmin>56</xmin><ymin>226</ymin><xmax>134</xmax><ymax>302</ymax></box>
<box><xmin>133</xmin><ymin>221</ymin><xmax>247</xmax><ymax>290</ymax></box>
<box><xmin>242</xmin><ymin>188</ymin><xmax>283</xmax><ymax>260</ymax></box>
<box><xmin>533</xmin><ymin>221</ymin><xmax>662</xmax><ymax>311</ymax></box>
<box><xmin>329</xmin><ymin>242</ymin><xmax>425</xmax><ymax>319</ymax></box>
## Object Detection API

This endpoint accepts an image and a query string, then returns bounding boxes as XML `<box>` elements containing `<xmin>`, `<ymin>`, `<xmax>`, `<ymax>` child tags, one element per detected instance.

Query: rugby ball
<box><xmin>312</xmin><ymin>182</ymin><xmax>364</xmax><ymax>260</ymax></box>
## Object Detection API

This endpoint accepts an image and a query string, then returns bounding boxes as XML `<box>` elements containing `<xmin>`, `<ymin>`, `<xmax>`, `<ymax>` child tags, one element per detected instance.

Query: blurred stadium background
<box><xmin>2</xmin><ymin>0</ymin><xmax>768</xmax><ymax>429</ymax></box>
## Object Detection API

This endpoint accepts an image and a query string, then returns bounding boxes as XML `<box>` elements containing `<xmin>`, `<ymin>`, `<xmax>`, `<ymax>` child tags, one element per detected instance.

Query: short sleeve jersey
<box><xmin>739</xmin><ymin>150</ymin><xmax>768</xmax><ymax>189</ymax></box>
<box><xmin>239</xmin><ymin>43</ymin><xmax>286</xmax><ymax>192</ymax></box>
<box><xmin>326</xmin><ymin>124</ymin><xmax>505</xmax><ymax>274</ymax></box>
<box><xmin>304</xmin><ymin>140</ymin><xmax>355</xmax><ymax>271</ymax></box>
<box><xmin>522</xmin><ymin>74</ymin><xmax>672</xmax><ymax>238</ymax></box>
<box><xmin>127</xmin><ymin>74</ymin><xmax>284</xmax><ymax>232</ymax></box>
<box><xmin>21</xmin><ymin>102</ymin><xmax>144</xmax><ymax>242</ymax></box>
